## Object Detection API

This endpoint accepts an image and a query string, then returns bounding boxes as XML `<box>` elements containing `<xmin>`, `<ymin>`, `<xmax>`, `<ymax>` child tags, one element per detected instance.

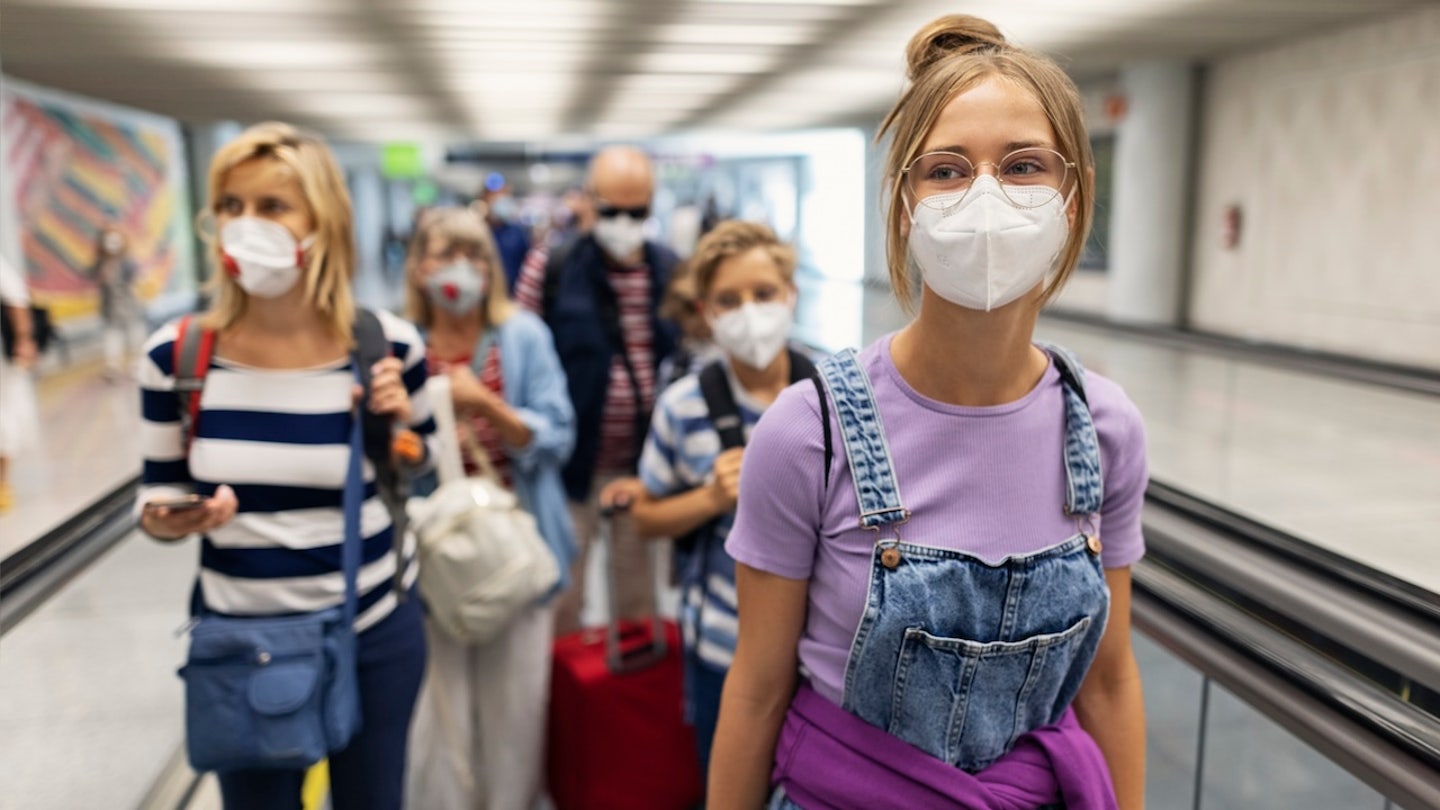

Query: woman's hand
<box><xmin>366</xmin><ymin>357</ymin><xmax>412</xmax><ymax>423</ymax></box>
<box><xmin>446</xmin><ymin>364</ymin><xmax>504</xmax><ymax>416</ymax></box>
<box><xmin>140</xmin><ymin>485</ymin><xmax>239</xmax><ymax>541</ymax></box>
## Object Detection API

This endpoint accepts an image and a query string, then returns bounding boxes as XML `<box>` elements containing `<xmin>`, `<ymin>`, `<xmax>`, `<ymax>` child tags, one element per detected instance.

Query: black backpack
<box><xmin>673</xmin><ymin>349</ymin><xmax>819</xmax><ymax>561</ymax></box>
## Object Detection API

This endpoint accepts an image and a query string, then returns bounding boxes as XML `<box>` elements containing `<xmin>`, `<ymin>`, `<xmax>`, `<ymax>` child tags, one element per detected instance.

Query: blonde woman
<box><xmin>710</xmin><ymin>15</ymin><xmax>1148</xmax><ymax>810</ymax></box>
<box><xmin>402</xmin><ymin>207</ymin><xmax>577</xmax><ymax>810</ymax></box>
<box><xmin>136</xmin><ymin>122</ymin><xmax>434</xmax><ymax>809</ymax></box>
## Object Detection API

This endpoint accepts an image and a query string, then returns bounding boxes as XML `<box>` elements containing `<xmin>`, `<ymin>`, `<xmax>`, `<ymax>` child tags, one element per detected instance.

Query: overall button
<box><xmin>881</xmin><ymin>547</ymin><xmax>902</xmax><ymax>568</ymax></box>
<box><xmin>1086</xmin><ymin>534</ymin><xmax>1103</xmax><ymax>555</ymax></box>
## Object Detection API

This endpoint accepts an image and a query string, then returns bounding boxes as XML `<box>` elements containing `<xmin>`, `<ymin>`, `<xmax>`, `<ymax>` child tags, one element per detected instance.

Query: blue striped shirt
<box><xmin>137</xmin><ymin>310</ymin><xmax>436</xmax><ymax>631</ymax></box>
<box><xmin>638</xmin><ymin>364</ymin><xmax>767</xmax><ymax>670</ymax></box>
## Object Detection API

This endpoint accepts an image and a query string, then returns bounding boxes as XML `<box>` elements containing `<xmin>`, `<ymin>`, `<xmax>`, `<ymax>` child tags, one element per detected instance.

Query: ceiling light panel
<box><xmin>637</xmin><ymin>49</ymin><xmax>781</xmax><ymax>74</ymax></box>
<box><xmin>162</xmin><ymin>39</ymin><xmax>389</xmax><ymax>69</ymax></box>
<box><xmin>697</xmin><ymin>0</ymin><xmax>877</xmax><ymax>7</ymax></box>
<box><xmin>3</xmin><ymin>0</ymin><xmax>347</xmax><ymax>9</ymax></box>
<box><xmin>612</xmin><ymin>73</ymin><xmax>747</xmax><ymax>97</ymax></box>
<box><xmin>652</xmin><ymin>23</ymin><xmax>817</xmax><ymax>47</ymax></box>
<box><xmin>299</xmin><ymin>93</ymin><xmax>437</xmax><ymax>119</ymax></box>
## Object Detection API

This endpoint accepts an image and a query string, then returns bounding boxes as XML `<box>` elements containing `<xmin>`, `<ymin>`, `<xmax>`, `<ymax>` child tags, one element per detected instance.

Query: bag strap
<box><xmin>351</xmin><ymin>309</ymin><xmax>394</xmax><ymax>471</ymax></box>
<box><xmin>813</xmin><ymin>373</ymin><xmax>833</xmax><ymax>494</ymax></box>
<box><xmin>457</xmin><ymin>423</ymin><xmax>507</xmax><ymax>488</ymax></box>
<box><xmin>350</xmin><ymin>308</ymin><xmax>412</xmax><ymax>602</ymax></box>
<box><xmin>698</xmin><ymin>361</ymin><xmax>745</xmax><ymax>450</ymax></box>
<box><xmin>699</xmin><ymin>349</ymin><xmax>823</xmax><ymax>452</ymax></box>
<box><xmin>817</xmin><ymin>349</ymin><xmax>908</xmax><ymax>531</ymax></box>
<box><xmin>173</xmin><ymin>315</ymin><xmax>216</xmax><ymax>452</ymax></box>
<box><xmin>340</xmin><ymin>369</ymin><xmax>366</xmax><ymax>626</ymax></box>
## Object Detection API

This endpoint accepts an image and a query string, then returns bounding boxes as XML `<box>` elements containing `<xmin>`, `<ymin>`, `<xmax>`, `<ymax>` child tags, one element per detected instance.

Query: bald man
<box><xmin>515</xmin><ymin>146</ymin><xmax>680</xmax><ymax>634</ymax></box>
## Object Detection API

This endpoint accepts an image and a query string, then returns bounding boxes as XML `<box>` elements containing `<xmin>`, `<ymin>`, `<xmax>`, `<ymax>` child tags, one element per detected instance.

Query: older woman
<box><xmin>402</xmin><ymin>206</ymin><xmax>577</xmax><ymax>810</ymax></box>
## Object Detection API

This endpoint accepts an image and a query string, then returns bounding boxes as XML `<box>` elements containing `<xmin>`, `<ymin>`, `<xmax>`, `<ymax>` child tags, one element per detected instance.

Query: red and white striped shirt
<box><xmin>515</xmin><ymin>242</ymin><xmax>656</xmax><ymax>475</ymax></box>
<box><xmin>426</xmin><ymin>345</ymin><xmax>512</xmax><ymax>488</ymax></box>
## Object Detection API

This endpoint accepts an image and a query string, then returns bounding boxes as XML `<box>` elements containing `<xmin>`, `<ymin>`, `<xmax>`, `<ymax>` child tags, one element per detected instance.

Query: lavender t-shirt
<box><xmin>725</xmin><ymin>334</ymin><xmax>1148</xmax><ymax>706</ymax></box>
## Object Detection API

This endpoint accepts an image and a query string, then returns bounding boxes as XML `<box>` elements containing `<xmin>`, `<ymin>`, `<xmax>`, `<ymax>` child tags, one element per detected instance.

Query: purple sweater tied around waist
<box><xmin>772</xmin><ymin>684</ymin><xmax>1119</xmax><ymax>810</ymax></box>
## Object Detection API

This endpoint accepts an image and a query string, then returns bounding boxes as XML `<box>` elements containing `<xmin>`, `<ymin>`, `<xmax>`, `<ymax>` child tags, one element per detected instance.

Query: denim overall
<box><xmin>772</xmin><ymin>345</ymin><xmax>1109</xmax><ymax>807</ymax></box>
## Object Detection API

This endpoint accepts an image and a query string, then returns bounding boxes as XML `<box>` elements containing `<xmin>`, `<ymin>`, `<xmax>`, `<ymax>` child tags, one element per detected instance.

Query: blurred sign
<box><xmin>412</xmin><ymin>179</ymin><xmax>439</xmax><ymax>206</ymax></box>
<box><xmin>381</xmin><ymin>142</ymin><xmax>424</xmax><ymax>179</ymax></box>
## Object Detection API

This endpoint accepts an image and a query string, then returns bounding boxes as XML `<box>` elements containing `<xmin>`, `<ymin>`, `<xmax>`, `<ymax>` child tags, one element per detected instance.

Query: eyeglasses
<box><xmin>596</xmin><ymin>203</ymin><xmax>650</xmax><ymax>220</ymax></box>
<box><xmin>902</xmin><ymin>147</ymin><xmax>1074</xmax><ymax>210</ymax></box>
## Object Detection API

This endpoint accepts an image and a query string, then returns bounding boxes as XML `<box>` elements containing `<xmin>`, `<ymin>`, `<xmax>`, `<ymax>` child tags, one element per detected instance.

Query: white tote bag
<box><xmin>410</xmin><ymin>375</ymin><xmax>560</xmax><ymax>645</ymax></box>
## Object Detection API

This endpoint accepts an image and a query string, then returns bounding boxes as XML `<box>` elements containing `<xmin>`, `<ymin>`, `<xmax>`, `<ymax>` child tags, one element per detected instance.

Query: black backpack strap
<box><xmin>698</xmin><ymin>361</ymin><xmax>745</xmax><ymax>451</ymax></box>
<box><xmin>787</xmin><ymin>348</ymin><xmax>818</xmax><ymax>384</ymax></box>
<box><xmin>351</xmin><ymin>309</ymin><xmax>393</xmax><ymax>468</ymax></box>
<box><xmin>351</xmin><ymin>308</ymin><xmax>411</xmax><ymax>601</ymax></box>
<box><xmin>812</xmin><ymin>373</ymin><xmax>832</xmax><ymax>494</ymax></box>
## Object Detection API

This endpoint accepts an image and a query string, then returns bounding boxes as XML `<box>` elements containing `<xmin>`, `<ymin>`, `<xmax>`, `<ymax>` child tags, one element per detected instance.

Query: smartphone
<box><xmin>146</xmin><ymin>494</ymin><xmax>205</xmax><ymax>511</ymax></box>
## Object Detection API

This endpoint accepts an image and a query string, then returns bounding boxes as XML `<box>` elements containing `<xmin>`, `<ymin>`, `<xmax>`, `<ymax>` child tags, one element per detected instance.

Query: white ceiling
<box><xmin>0</xmin><ymin>0</ymin><xmax>1428</xmax><ymax>144</ymax></box>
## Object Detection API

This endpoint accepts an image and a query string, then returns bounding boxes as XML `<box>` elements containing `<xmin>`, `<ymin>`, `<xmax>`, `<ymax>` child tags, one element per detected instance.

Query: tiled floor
<box><xmin>0</xmin><ymin>357</ymin><xmax>143</xmax><ymax>558</ymax></box>
<box><xmin>0</xmin><ymin>527</ymin><xmax>194</xmax><ymax>810</ymax></box>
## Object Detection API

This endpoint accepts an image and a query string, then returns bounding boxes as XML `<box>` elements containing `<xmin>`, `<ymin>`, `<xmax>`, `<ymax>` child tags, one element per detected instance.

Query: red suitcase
<box><xmin>546</xmin><ymin>509</ymin><xmax>704</xmax><ymax>810</ymax></box>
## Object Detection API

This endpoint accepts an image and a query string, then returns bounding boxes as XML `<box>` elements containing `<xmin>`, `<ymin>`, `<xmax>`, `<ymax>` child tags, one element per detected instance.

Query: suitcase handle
<box><xmin>599</xmin><ymin>504</ymin><xmax>669</xmax><ymax>674</ymax></box>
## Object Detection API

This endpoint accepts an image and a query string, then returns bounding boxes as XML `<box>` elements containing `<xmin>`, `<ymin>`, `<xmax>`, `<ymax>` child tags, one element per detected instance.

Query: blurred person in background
<box><xmin>708</xmin><ymin>14</ymin><xmax>1147</xmax><ymax>810</ymax></box>
<box><xmin>88</xmin><ymin>222</ymin><xmax>144</xmax><ymax>379</ymax></box>
<box><xmin>547</xmin><ymin>186</ymin><xmax>596</xmax><ymax>250</ymax></box>
<box><xmin>0</xmin><ymin>255</ymin><xmax>41</xmax><ymax>513</ymax></box>
<box><xmin>136</xmin><ymin>121</ymin><xmax>434</xmax><ymax>810</ymax></box>
<box><xmin>515</xmin><ymin>145</ymin><xmax>680</xmax><ymax>636</ymax></box>
<box><xmin>402</xmin><ymin>206</ymin><xmax>577</xmax><ymax>810</ymax></box>
<box><xmin>480</xmin><ymin>187</ymin><xmax>531</xmax><ymax>291</ymax></box>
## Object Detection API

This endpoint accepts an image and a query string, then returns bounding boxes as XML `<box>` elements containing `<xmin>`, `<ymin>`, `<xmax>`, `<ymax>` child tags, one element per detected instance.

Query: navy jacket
<box><xmin>542</xmin><ymin>234</ymin><xmax>678</xmax><ymax>500</ymax></box>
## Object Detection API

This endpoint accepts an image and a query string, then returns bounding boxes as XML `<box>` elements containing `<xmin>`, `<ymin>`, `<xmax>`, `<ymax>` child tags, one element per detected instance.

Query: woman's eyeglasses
<box><xmin>902</xmin><ymin>147</ymin><xmax>1074</xmax><ymax>209</ymax></box>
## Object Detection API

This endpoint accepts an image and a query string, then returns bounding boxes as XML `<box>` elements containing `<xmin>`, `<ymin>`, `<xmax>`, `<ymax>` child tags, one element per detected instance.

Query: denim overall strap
<box><xmin>816</xmin><ymin>349</ymin><xmax>908</xmax><ymax>530</ymax></box>
<box><xmin>1037</xmin><ymin>343</ymin><xmax>1104</xmax><ymax>518</ymax></box>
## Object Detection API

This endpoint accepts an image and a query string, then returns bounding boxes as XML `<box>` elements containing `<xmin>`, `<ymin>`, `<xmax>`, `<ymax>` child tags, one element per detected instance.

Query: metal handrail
<box><xmin>0</xmin><ymin>475</ymin><xmax>140</xmax><ymax>635</ymax></box>
<box><xmin>1137</xmin><ymin>482</ymin><xmax>1440</xmax><ymax>808</ymax></box>
<box><xmin>1043</xmin><ymin>308</ymin><xmax>1440</xmax><ymax>398</ymax></box>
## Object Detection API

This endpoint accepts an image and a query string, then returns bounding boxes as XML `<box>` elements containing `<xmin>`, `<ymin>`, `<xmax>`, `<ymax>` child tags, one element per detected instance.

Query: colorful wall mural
<box><xmin>0</xmin><ymin>79</ymin><xmax>195</xmax><ymax>326</ymax></box>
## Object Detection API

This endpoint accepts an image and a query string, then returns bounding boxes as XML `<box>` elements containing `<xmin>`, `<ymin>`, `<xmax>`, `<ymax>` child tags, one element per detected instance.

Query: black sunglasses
<box><xmin>597</xmin><ymin>204</ymin><xmax>650</xmax><ymax>220</ymax></box>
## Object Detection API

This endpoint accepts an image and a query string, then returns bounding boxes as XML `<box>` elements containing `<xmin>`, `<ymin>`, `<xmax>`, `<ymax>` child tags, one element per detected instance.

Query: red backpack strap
<box><xmin>172</xmin><ymin>316</ymin><xmax>216</xmax><ymax>453</ymax></box>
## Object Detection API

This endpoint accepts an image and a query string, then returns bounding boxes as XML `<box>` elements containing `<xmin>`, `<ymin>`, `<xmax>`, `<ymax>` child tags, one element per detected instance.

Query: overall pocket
<box><xmin>888</xmin><ymin>616</ymin><xmax>1093</xmax><ymax>771</ymax></box>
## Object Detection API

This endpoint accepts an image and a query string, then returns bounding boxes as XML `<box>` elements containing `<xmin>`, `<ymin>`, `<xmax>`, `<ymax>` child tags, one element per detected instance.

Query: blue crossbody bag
<box><xmin>175</xmin><ymin>372</ymin><xmax>367</xmax><ymax>773</ymax></box>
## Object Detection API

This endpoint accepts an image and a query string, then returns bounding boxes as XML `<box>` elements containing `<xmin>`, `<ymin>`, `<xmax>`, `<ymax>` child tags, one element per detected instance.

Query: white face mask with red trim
<box><xmin>220</xmin><ymin>217</ymin><xmax>315</xmax><ymax>299</ymax></box>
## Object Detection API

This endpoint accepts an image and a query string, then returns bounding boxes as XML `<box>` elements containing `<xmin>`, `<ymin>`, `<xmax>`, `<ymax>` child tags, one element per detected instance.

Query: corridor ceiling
<box><xmin>0</xmin><ymin>0</ymin><xmax>1428</xmax><ymax>143</ymax></box>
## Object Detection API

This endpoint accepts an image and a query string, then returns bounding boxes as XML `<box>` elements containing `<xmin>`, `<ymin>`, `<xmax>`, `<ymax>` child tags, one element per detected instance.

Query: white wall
<box><xmin>1189</xmin><ymin>5</ymin><xmax>1440</xmax><ymax>369</ymax></box>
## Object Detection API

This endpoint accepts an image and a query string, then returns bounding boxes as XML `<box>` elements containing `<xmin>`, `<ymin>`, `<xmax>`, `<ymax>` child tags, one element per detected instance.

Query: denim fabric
<box><xmin>767</xmin><ymin>786</ymin><xmax>803</xmax><ymax>809</ymax></box>
<box><xmin>1037</xmin><ymin>342</ymin><xmax>1105</xmax><ymax>516</ymax></box>
<box><xmin>818</xmin><ymin>345</ymin><xmax>1110</xmax><ymax>773</ymax></box>
<box><xmin>218</xmin><ymin>595</ymin><xmax>427</xmax><ymax>810</ymax></box>
<box><xmin>816</xmin><ymin>349</ymin><xmax>908</xmax><ymax>530</ymax></box>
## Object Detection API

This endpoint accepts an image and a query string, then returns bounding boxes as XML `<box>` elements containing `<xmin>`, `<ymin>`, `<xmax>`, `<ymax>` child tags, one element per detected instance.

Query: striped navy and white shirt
<box><xmin>638</xmin><ymin>365</ymin><xmax>767</xmax><ymax>671</ymax></box>
<box><xmin>137</xmin><ymin>310</ymin><xmax>436</xmax><ymax>632</ymax></box>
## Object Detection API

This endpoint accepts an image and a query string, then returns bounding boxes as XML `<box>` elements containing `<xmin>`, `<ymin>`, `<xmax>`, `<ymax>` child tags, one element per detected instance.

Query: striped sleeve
<box><xmin>377</xmin><ymin>309</ymin><xmax>436</xmax><ymax>438</ymax></box>
<box><xmin>514</xmin><ymin>243</ymin><xmax>549</xmax><ymax>314</ymax></box>
<box><xmin>136</xmin><ymin>321</ymin><xmax>195</xmax><ymax>510</ymax></box>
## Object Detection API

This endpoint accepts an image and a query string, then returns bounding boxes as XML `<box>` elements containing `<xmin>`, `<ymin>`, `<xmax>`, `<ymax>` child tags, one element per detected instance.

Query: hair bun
<box><xmin>905</xmin><ymin>14</ymin><xmax>1006</xmax><ymax>80</ymax></box>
